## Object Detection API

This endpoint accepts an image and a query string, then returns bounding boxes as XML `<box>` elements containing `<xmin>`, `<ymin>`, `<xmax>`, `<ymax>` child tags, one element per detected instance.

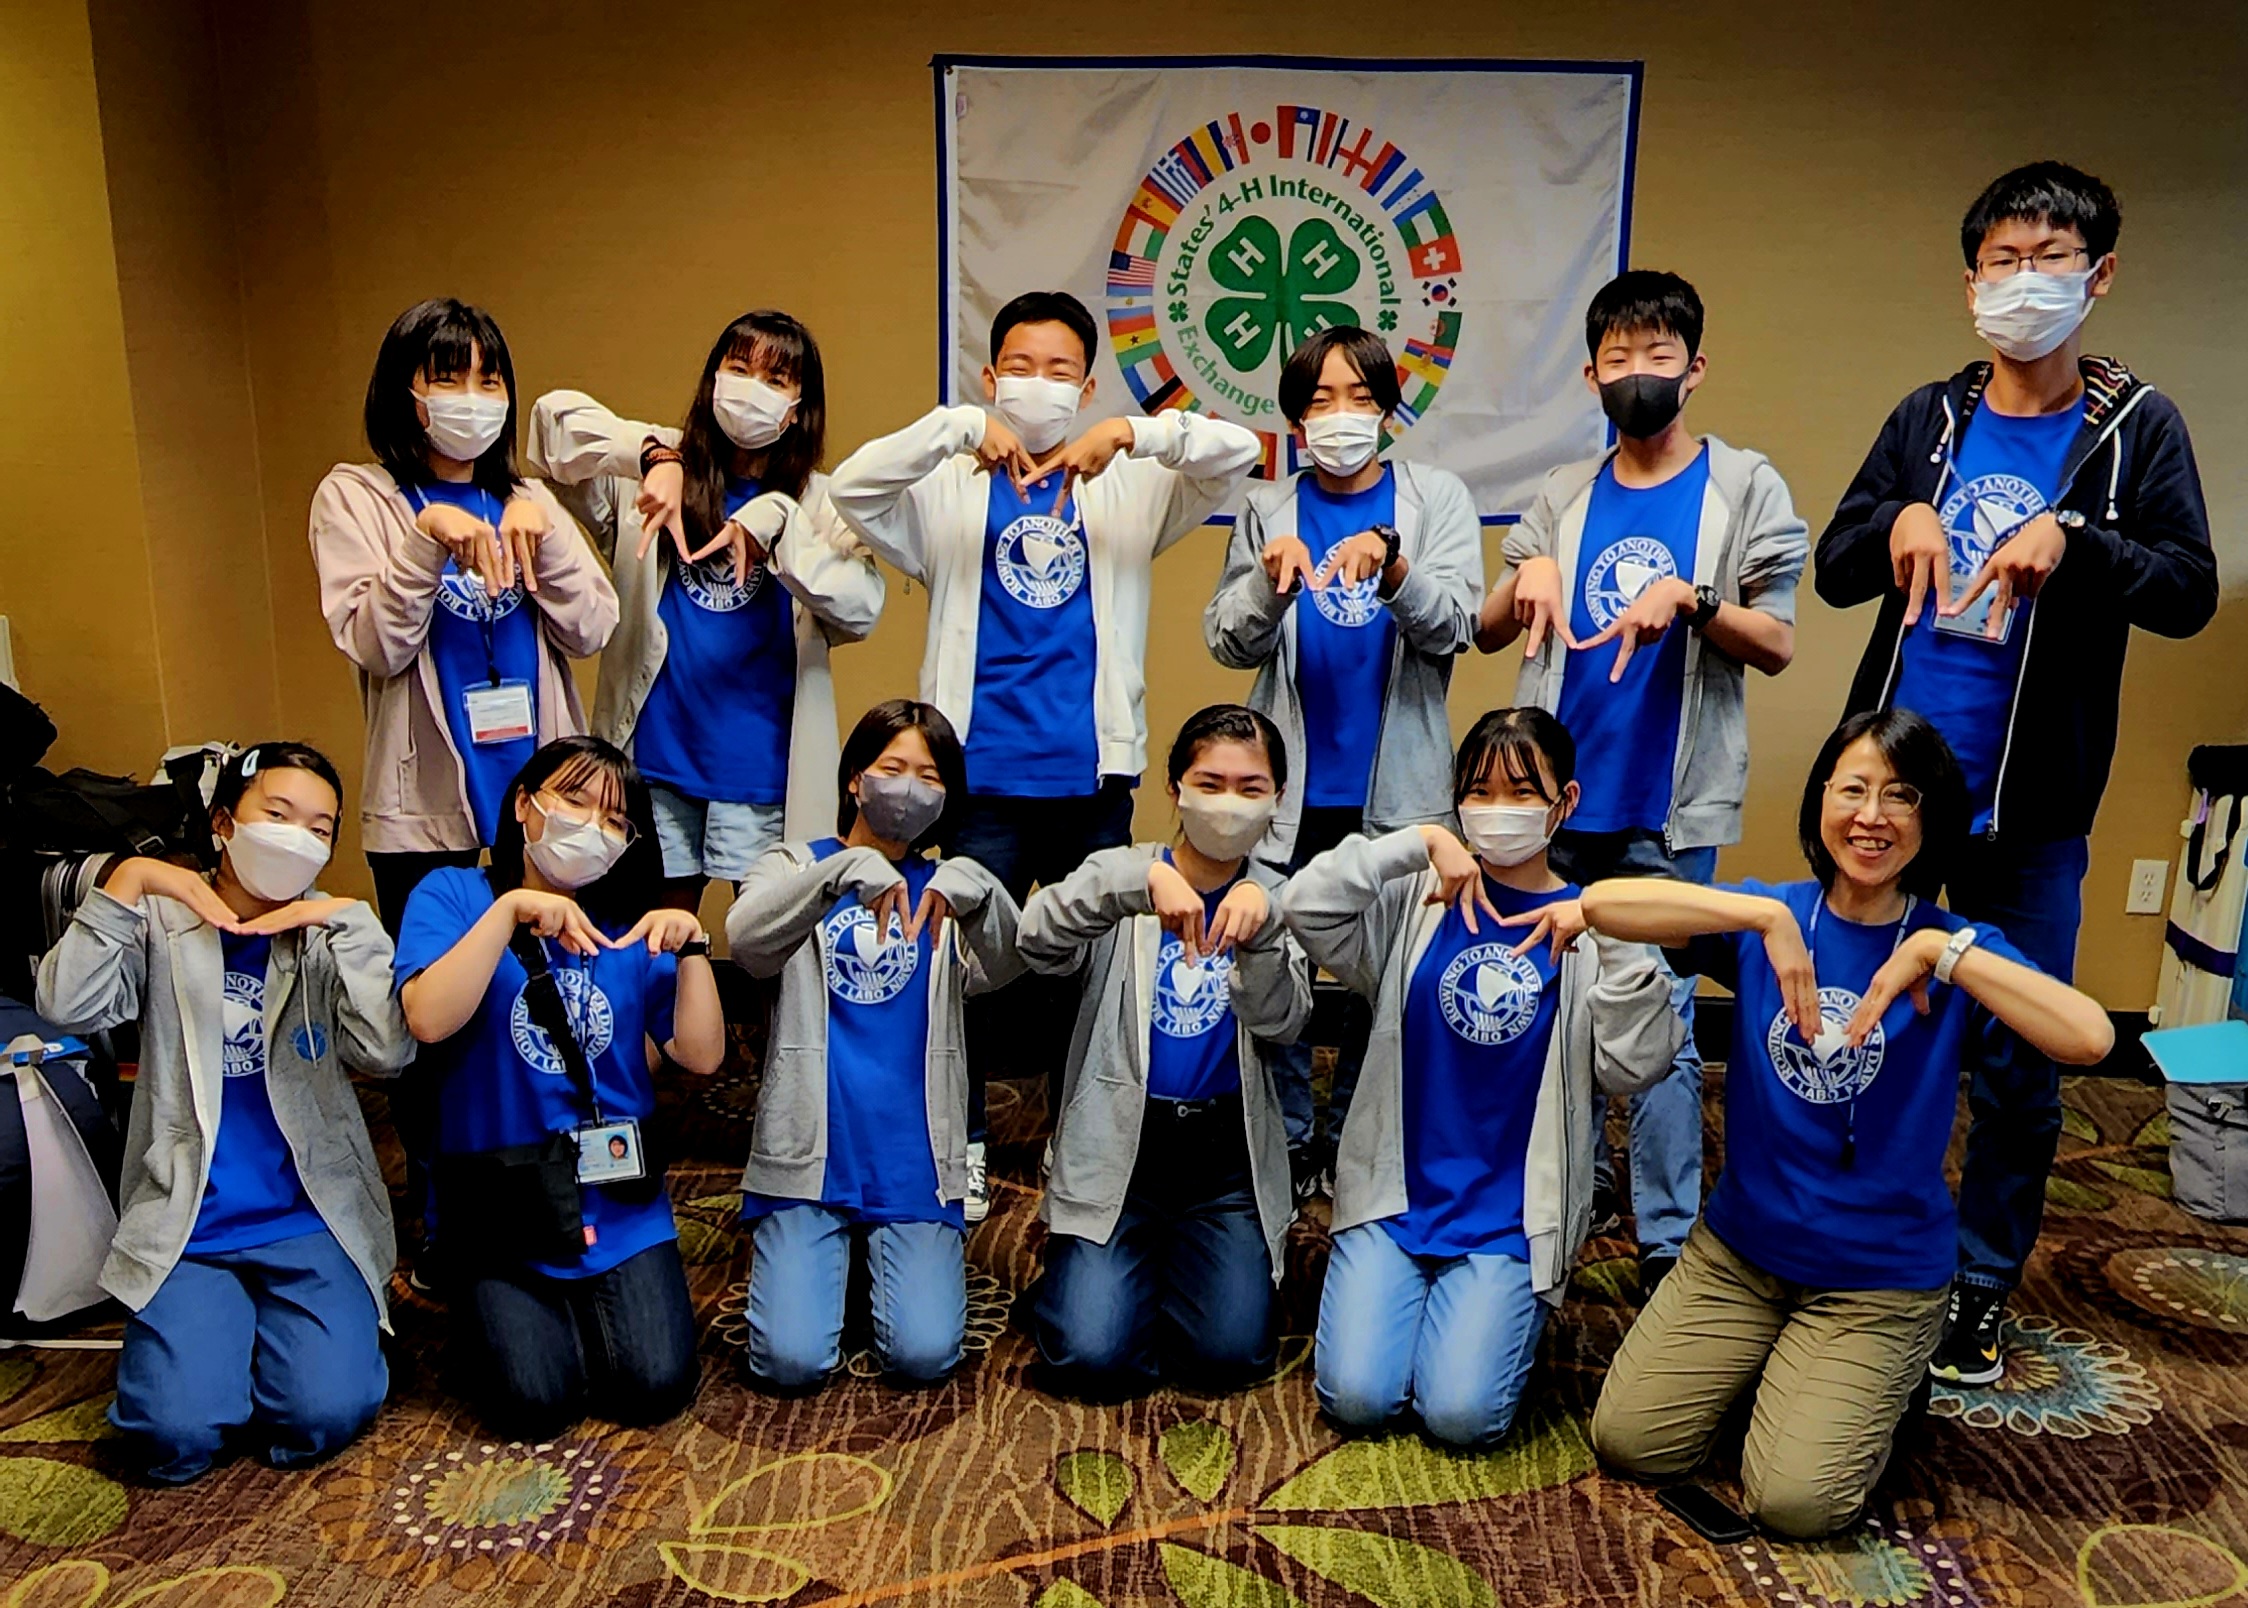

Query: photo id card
<box><xmin>464</xmin><ymin>679</ymin><xmax>535</xmax><ymax>745</ymax></box>
<box><xmin>576</xmin><ymin>1120</ymin><xmax>646</xmax><ymax>1185</ymax></box>
<box><xmin>1931</xmin><ymin>586</ymin><xmax>2017</xmax><ymax>645</ymax></box>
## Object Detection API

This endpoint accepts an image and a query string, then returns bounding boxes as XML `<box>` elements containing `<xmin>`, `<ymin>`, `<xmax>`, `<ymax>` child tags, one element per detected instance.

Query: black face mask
<box><xmin>1598</xmin><ymin>371</ymin><xmax>1689</xmax><ymax>439</ymax></box>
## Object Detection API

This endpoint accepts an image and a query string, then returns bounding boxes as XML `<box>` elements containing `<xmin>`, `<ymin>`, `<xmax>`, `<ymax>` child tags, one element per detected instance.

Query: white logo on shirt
<box><xmin>675</xmin><ymin>551</ymin><xmax>765</xmax><ymax>613</ymax></box>
<box><xmin>1940</xmin><ymin>473</ymin><xmax>2045</xmax><ymax>577</ymax></box>
<box><xmin>220</xmin><ymin>969</ymin><xmax>266</xmax><ymax>1078</ymax></box>
<box><xmin>1764</xmin><ymin>987</ymin><xmax>1887</xmax><ymax>1105</ymax></box>
<box><xmin>509</xmin><ymin>967</ymin><xmax>616</xmax><ymax>1076</ymax></box>
<box><xmin>993</xmin><ymin>514</ymin><xmax>1086</xmax><ymax>609</ymax></box>
<box><xmin>1152</xmin><ymin>935</ymin><xmax>1235</xmax><ymax>1039</ymax></box>
<box><xmin>821</xmin><ymin>904</ymin><xmax>920</xmax><ymax>1005</ymax></box>
<box><xmin>437</xmin><ymin>568</ymin><xmax>526</xmax><ymax>623</ymax></box>
<box><xmin>1438</xmin><ymin>944</ymin><xmax>1543</xmax><ymax>1046</ymax></box>
<box><xmin>1309</xmin><ymin>541</ymin><xmax>1383</xmax><ymax>628</ymax></box>
<box><xmin>1583</xmin><ymin>537</ymin><xmax>1678</xmax><ymax>631</ymax></box>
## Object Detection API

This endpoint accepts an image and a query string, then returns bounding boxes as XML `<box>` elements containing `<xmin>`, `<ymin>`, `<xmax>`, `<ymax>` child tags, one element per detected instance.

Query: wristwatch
<box><xmin>678</xmin><ymin>936</ymin><xmax>712</xmax><ymax>960</ymax></box>
<box><xmin>1933</xmin><ymin>926</ymin><xmax>1978</xmax><ymax>985</ymax></box>
<box><xmin>1371</xmin><ymin>523</ymin><xmax>1402</xmax><ymax>572</ymax></box>
<box><xmin>1685</xmin><ymin>583</ymin><xmax>1722</xmax><ymax>631</ymax></box>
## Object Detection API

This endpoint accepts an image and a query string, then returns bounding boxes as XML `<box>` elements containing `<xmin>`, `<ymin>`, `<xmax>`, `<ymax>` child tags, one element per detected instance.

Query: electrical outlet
<box><xmin>2126</xmin><ymin>858</ymin><xmax>2168</xmax><ymax>915</ymax></box>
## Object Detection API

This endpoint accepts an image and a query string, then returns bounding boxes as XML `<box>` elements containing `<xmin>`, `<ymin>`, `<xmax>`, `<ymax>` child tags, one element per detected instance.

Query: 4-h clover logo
<box><xmin>1204</xmin><ymin>216</ymin><xmax>1362</xmax><ymax>374</ymax></box>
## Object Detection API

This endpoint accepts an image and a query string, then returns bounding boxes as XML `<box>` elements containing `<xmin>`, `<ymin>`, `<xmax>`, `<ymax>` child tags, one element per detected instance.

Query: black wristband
<box><xmin>1372</xmin><ymin>523</ymin><xmax>1402</xmax><ymax>572</ymax></box>
<box><xmin>1687</xmin><ymin>583</ymin><xmax>1722</xmax><ymax>631</ymax></box>
<box><xmin>677</xmin><ymin>938</ymin><xmax>712</xmax><ymax>959</ymax></box>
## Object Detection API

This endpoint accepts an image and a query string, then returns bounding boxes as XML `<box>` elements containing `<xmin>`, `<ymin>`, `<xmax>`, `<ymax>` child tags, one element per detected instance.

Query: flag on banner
<box><xmin>937</xmin><ymin>56</ymin><xmax>1642</xmax><ymax>522</ymax></box>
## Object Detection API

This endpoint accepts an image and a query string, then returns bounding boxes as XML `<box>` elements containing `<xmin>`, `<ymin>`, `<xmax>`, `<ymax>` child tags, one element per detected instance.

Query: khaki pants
<box><xmin>1590</xmin><ymin>1221</ymin><xmax>1947</xmax><ymax>1538</ymax></box>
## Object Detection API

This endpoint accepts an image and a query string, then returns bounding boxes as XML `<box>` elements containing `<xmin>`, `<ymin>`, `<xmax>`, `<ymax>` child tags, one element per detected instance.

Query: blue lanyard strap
<box><xmin>1802</xmin><ymin>894</ymin><xmax>1916</xmax><ymax>1169</ymax></box>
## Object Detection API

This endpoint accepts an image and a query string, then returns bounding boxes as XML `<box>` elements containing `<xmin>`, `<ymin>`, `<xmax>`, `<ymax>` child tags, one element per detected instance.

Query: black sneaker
<box><xmin>1291</xmin><ymin>1146</ymin><xmax>1330</xmax><ymax>1206</ymax></box>
<box><xmin>1928</xmin><ymin>1283</ymin><xmax>2008</xmax><ymax>1386</ymax></box>
<box><xmin>1588</xmin><ymin>1180</ymin><xmax>1623</xmax><ymax>1239</ymax></box>
<box><xmin>1637</xmin><ymin>1251</ymin><xmax>1678</xmax><ymax>1298</ymax></box>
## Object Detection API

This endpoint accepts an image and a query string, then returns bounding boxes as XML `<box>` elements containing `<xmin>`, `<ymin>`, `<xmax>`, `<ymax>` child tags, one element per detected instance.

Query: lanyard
<box><xmin>1802</xmin><ymin>894</ymin><xmax>1915</xmax><ymax>1169</ymax></box>
<box><xmin>408</xmin><ymin>483</ymin><xmax>508</xmax><ymax>686</ymax></box>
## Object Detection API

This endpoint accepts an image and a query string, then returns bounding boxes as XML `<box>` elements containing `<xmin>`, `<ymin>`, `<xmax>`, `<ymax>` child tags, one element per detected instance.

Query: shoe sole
<box><xmin>1927</xmin><ymin>1358</ymin><xmax>2003</xmax><ymax>1386</ymax></box>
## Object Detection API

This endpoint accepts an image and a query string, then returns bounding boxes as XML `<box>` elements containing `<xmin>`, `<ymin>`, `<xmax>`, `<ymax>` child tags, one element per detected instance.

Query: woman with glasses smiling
<box><xmin>394</xmin><ymin>736</ymin><xmax>723</xmax><ymax>1437</ymax></box>
<box><xmin>1579</xmin><ymin>709</ymin><xmax>2111</xmax><ymax>1538</ymax></box>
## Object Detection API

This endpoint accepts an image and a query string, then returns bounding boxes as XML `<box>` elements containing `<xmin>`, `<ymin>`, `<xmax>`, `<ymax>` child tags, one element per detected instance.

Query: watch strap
<box><xmin>1373</xmin><ymin>523</ymin><xmax>1402</xmax><ymax>570</ymax></box>
<box><xmin>1933</xmin><ymin>925</ymin><xmax>1977</xmax><ymax>985</ymax></box>
<box><xmin>1687</xmin><ymin>583</ymin><xmax>1722</xmax><ymax>631</ymax></box>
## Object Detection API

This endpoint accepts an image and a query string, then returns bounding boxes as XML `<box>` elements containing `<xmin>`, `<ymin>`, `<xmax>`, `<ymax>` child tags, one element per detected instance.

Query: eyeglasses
<box><xmin>1825</xmin><ymin>779</ymin><xmax>1922</xmax><ymax>818</ymax></box>
<box><xmin>534</xmin><ymin>793</ymin><xmax>639</xmax><ymax>848</ymax></box>
<box><xmin>1974</xmin><ymin>245</ymin><xmax>2090</xmax><ymax>278</ymax></box>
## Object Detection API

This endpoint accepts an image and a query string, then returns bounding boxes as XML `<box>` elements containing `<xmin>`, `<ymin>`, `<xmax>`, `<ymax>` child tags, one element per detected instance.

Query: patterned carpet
<box><xmin>4</xmin><ymin>1067</ymin><xmax>2248</xmax><ymax>1607</ymax></box>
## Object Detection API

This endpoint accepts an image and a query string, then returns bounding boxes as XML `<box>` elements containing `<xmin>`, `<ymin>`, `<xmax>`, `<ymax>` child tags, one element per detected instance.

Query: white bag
<box><xmin>2154</xmin><ymin>746</ymin><xmax>2248</xmax><ymax>1031</ymax></box>
<box><xmin>7</xmin><ymin>1035</ymin><xmax>117</xmax><ymax>1322</ymax></box>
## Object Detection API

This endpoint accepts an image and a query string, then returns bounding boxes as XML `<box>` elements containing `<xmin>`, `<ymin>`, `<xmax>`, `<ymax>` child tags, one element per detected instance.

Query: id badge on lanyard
<box><xmin>465</xmin><ymin>678</ymin><xmax>534</xmax><ymax>744</ymax></box>
<box><xmin>1929</xmin><ymin>455</ymin><xmax>2021</xmax><ymax>645</ymax></box>
<box><xmin>576</xmin><ymin>1119</ymin><xmax>645</xmax><ymax>1184</ymax></box>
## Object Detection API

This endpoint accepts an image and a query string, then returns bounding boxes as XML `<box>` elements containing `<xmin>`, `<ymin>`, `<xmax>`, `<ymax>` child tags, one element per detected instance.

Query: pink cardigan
<box><xmin>308</xmin><ymin>462</ymin><xmax>618</xmax><ymax>855</ymax></box>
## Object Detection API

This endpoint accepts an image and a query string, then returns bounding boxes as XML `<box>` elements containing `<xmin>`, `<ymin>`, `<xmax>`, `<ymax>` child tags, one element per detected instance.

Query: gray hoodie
<box><xmin>36</xmin><ymin>890</ymin><xmax>413</xmax><ymax>1323</ymax></box>
<box><xmin>1204</xmin><ymin>461</ymin><xmax>1484</xmax><ymax>865</ymax></box>
<box><xmin>1501</xmin><ymin>437</ymin><xmax>1807</xmax><ymax>854</ymax></box>
<box><xmin>1282</xmin><ymin>829</ymin><xmax>1684</xmax><ymax>1303</ymax></box>
<box><xmin>1017</xmin><ymin>845</ymin><xmax>1311</xmax><ymax>1272</ymax></box>
<box><xmin>725</xmin><ymin>844</ymin><xmax>1022</xmax><ymax>1206</ymax></box>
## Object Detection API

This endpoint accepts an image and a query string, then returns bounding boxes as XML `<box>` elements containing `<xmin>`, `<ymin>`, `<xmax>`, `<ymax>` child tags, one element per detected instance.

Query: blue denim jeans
<box><xmin>744</xmin><ymin>1204</ymin><xmax>966</xmax><ymax>1388</ymax></box>
<box><xmin>1314</xmin><ymin>1222</ymin><xmax>1547</xmax><ymax>1448</ymax></box>
<box><xmin>1032</xmin><ymin>1096</ymin><xmax>1275</xmax><ymax>1396</ymax></box>
<box><xmin>113</xmin><ymin>1229</ymin><xmax>387</xmax><ymax>1484</ymax></box>
<box><xmin>1948</xmin><ymin>835</ymin><xmax>2089</xmax><ymax>1291</ymax></box>
<box><xmin>1272</xmin><ymin>805</ymin><xmax>1373</xmax><ymax>1153</ymax></box>
<box><xmin>454</xmin><ymin>1239</ymin><xmax>699</xmax><ymax>1439</ymax></box>
<box><xmin>1549</xmin><ymin>828</ymin><xmax>1717</xmax><ymax>1258</ymax></box>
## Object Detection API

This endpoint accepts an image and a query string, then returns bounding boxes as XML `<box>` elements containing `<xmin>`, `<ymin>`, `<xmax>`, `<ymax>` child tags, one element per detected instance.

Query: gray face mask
<box><xmin>856</xmin><ymin>772</ymin><xmax>946</xmax><ymax>844</ymax></box>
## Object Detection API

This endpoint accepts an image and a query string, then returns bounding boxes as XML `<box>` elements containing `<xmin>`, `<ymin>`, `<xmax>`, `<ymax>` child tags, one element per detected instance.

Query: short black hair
<box><xmin>837</xmin><ymin>699</ymin><xmax>967</xmax><ymax>849</ymax></box>
<box><xmin>989</xmin><ymin>291</ymin><xmax>1097</xmax><ymax>369</ymax></box>
<box><xmin>1453</xmin><ymin>708</ymin><xmax>1576</xmax><ymax>806</ymax></box>
<box><xmin>1797</xmin><ymin>710</ymin><xmax>1968</xmax><ymax>902</ymax></box>
<box><xmin>1167</xmin><ymin>703</ymin><xmax>1288</xmax><ymax>795</ymax></box>
<box><xmin>363</xmin><ymin>298</ymin><xmax>522</xmax><ymax>501</ymax></box>
<box><xmin>1960</xmin><ymin>161</ymin><xmax>2122</xmax><ymax>266</ymax></box>
<box><xmin>1584</xmin><ymin>270</ymin><xmax>1704</xmax><ymax>362</ymax></box>
<box><xmin>211</xmin><ymin>742</ymin><xmax>343</xmax><ymax>820</ymax></box>
<box><xmin>487</xmin><ymin>736</ymin><xmax>663</xmax><ymax>927</ymax></box>
<box><xmin>1277</xmin><ymin>326</ymin><xmax>1401</xmax><ymax>425</ymax></box>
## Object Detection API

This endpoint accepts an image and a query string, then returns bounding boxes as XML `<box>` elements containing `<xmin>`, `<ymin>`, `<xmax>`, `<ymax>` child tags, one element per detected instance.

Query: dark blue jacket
<box><xmin>1815</xmin><ymin>356</ymin><xmax>2218</xmax><ymax>843</ymax></box>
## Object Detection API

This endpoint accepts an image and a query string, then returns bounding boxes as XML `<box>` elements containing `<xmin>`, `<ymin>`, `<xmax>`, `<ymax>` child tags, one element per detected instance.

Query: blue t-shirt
<box><xmin>1387</xmin><ymin>877</ymin><xmax>1572</xmax><ymax>1260</ymax></box>
<box><xmin>1144</xmin><ymin>852</ymin><xmax>1244</xmax><ymax>1103</ymax></box>
<box><xmin>392</xmin><ymin>869</ymin><xmax>680</xmax><ymax>1279</ymax></box>
<box><xmin>746</xmin><ymin>840</ymin><xmax>957</xmax><ymax>1228</ymax></box>
<box><xmin>409</xmin><ymin>481</ymin><xmax>542</xmax><ymax>846</ymax></box>
<box><xmin>1890</xmin><ymin>401</ymin><xmax>2083</xmax><ymax>831</ymax></box>
<box><xmin>1674</xmin><ymin>878</ymin><xmax>2031</xmax><ymax>1290</ymax></box>
<box><xmin>1556</xmin><ymin>449</ymin><xmax>1710</xmax><ymax>835</ymax></box>
<box><xmin>1295</xmin><ymin>468</ymin><xmax>1400</xmax><ymax>810</ymax></box>
<box><xmin>964</xmin><ymin>469</ymin><xmax>1100</xmax><ymax>798</ymax></box>
<box><xmin>632</xmin><ymin>476</ymin><xmax>797</xmax><ymax>805</ymax></box>
<box><xmin>186</xmin><ymin>932</ymin><xmax>325</xmax><ymax>1254</ymax></box>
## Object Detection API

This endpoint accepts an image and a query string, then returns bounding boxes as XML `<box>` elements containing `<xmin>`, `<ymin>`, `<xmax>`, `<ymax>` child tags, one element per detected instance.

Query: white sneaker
<box><xmin>964</xmin><ymin>1141</ymin><xmax>990</xmax><ymax>1225</ymax></box>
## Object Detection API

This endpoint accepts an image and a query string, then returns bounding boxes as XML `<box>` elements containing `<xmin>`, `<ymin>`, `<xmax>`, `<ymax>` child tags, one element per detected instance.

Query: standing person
<box><xmin>311</xmin><ymin>298</ymin><xmax>618</xmax><ymax>934</ymax></box>
<box><xmin>829</xmin><ymin>290</ymin><xmax>1260</xmax><ymax>1220</ymax></box>
<box><xmin>1584</xmin><ymin>710</ymin><xmax>2113</xmax><ymax>1537</ymax></box>
<box><xmin>529</xmin><ymin>311</ymin><xmax>884</xmax><ymax>907</ymax></box>
<box><xmin>725</xmin><ymin>701</ymin><xmax>1021</xmax><ymax>1390</ymax></box>
<box><xmin>1814</xmin><ymin>162</ymin><xmax>2217</xmax><ymax>1383</ymax></box>
<box><xmin>1476</xmin><ymin>271</ymin><xmax>1807</xmax><ymax>1288</ymax></box>
<box><xmin>37</xmin><ymin>744</ymin><xmax>411</xmax><ymax>1484</ymax></box>
<box><xmin>394</xmin><ymin>738</ymin><xmax>723</xmax><ymax>1437</ymax></box>
<box><xmin>1018</xmin><ymin>705</ymin><xmax>1311</xmax><ymax>1398</ymax></box>
<box><xmin>1282</xmin><ymin>710</ymin><xmax>1682</xmax><ymax>1448</ymax></box>
<box><xmin>1205</xmin><ymin>327</ymin><xmax>1483</xmax><ymax>1202</ymax></box>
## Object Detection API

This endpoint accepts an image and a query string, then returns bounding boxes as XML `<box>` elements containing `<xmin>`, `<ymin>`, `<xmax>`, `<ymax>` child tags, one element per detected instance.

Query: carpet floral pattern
<box><xmin>4</xmin><ymin>1073</ymin><xmax>2246</xmax><ymax>1605</ymax></box>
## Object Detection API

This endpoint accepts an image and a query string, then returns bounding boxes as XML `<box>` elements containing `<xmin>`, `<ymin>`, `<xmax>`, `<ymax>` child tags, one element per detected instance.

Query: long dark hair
<box><xmin>836</xmin><ymin>699</ymin><xmax>965</xmax><ymax>850</ymax></box>
<box><xmin>1452</xmin><ymin>707</ymin><xmax>1576</xmax><ymax>804</ymax></box>
<box><xmin>678</xmin><ymin>311</ymin><xmax>825</xmax><ymax>551</ymax></box>
<box><xmin>363</xmin><ymin>298</ymin><xmax>521</xmax><ymax>501</ymax></box>
<box><xmin>488</xmin><ymin>737</ymin><xmax>662</xmax><ymax>926</ymax></box>
<box><xmin>1797</xmin><ymin>710</ymin><xmax>1968</xmax><ymax>902</ymax></box>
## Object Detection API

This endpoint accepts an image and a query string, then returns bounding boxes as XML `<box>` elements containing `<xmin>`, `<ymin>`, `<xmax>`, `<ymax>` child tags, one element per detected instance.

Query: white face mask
<box><xmin>1457</xmin><ymin>803</ymin><xmax>1557</xmax><ymax>869</ymax></box>
<box><xmin>711</xmin><ymin>372</ymin><xmax>798</xmax><ymax>451</ymax></box>
<box><xmin>991</xmin><ymin>375</ymin><xmax>1086</xmax><ymax>455</ymax></box>
<box><xmin>420</xmin><ymin>389</ymin><xmax>509</xmax><ymax>462</ymax></box>
<box><xmin>224</xmin><ymin>820</ymin><xmax>331</xmax><ymax>904</ymax></box>
<box><xmin>523</xmin><ymin>800</ymin><xmax>627</xmax><ymax>891</ymax></box>
<box><xmin>1971</xmin><ymin>264</ymin><xmax>2099</xmax><ymax>362</ymax></box>
<box><xmin>1302</xmin><ymin>411</ymin><xmax>1382</xmax><ymax>476</ymax></box>
<box><xmin>1176</xmin><ymin>790</ymin><xmax>1277</xmax><ymax>862</ymax></box>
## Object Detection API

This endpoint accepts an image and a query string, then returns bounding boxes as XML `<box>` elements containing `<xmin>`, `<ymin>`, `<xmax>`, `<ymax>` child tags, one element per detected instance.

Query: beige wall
<box><xmin>41</xmin><ymin>0</ymin><xmax>2248</xmax><ymax>1007</ymax></box>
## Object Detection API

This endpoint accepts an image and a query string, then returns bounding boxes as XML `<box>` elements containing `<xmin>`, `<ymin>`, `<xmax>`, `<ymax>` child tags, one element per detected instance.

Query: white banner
<box><xmin>939</xmin><ymin>57</ymin><xmax>1641</xmax><ymax>521</ymax></box>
